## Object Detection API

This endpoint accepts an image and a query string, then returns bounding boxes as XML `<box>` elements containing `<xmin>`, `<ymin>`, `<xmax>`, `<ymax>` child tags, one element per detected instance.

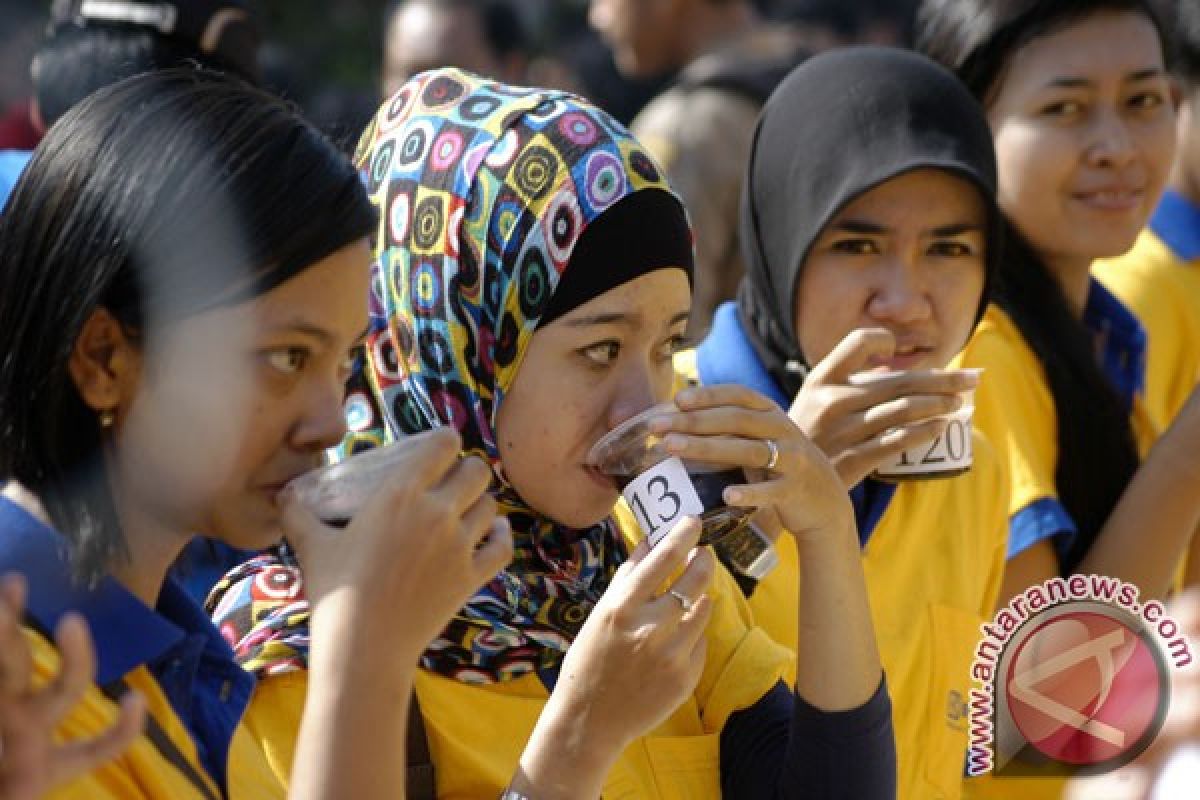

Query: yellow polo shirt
<box><xmin>29</xmin><ymin>629</ymin><xmax>283</xmax><ymax>800</ymax></box>
<box><xmin>0</xmin><ymin>495</ymin><xmax>283</xmax><ymax>800</ymax></box>
<box><xmin>951</xmin><ymin>303</ymin><xmax>1163</xmax><ymax>800</ymax></box>
<box><xmin>241</xmin><ymin>516</ymin><xmax>791</xmax><ymax>799</ymax></box>
<box><xmin>675</xmin><ymin>348</ymin><xmax>1008</xmax><ymax>800</ymax></box>
<box><xmin>1094</xmin><ymin>227</ymin><xmax>1200</xmax><ymax>433</ymax></box>
<box><xmin>953</xmin><ymin>304</ymin><xmax>1159</xmax><ymax>553</ymax></box>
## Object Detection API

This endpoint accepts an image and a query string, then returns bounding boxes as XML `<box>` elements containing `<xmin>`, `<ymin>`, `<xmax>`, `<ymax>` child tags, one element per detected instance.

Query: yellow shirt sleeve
<box><xmin>1094</xmin><ymin>231</ymin><xmax>1200</xmax><ymax>431</ymax></box>
<box><xmin>953</xmin><ymin>306</ymin><xmax>1068</xmax><ymax>556</ymax></box>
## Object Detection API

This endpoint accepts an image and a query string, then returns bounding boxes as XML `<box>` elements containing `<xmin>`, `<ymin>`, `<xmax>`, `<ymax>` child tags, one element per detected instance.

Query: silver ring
<box><xmin>763</xmin><ymin>438</ymin><xmax>780</xmax><ymax>471</ymax></box>
<box><xmin>668</xmin><ymin>589</ymin><xmax>694</xmax><ymax>612</ymax></box>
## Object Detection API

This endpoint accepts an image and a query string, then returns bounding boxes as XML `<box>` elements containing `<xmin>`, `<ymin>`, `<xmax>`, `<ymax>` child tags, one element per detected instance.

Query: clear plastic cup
<box><xmin>847</xmin><ymin>368</ymin><xmax>980</xmax><ymax>481</ymax></box>
<box><xmin>587</xmin><ymin>403</ymin><xmax>777</xmax><ymax>580</ymax></box>
<box><xmin>281</xmin><ymin>440</ymin><xmax>415</xmax><ymax>526</ymax></box>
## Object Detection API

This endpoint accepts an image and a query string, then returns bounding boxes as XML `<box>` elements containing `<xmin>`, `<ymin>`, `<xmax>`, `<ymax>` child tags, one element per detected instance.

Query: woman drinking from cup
<box><xmin>679</xmin><ymin>46</ymin><xmax>1010</xmax><ymax>800</ymax></box>
<box><xmin>212</xmin><ymin>68</ymin><xmax>897</xmax><ymax>799</ymax></box>
<box><xmin>0</xmin><ymin>69</ymin><xmax>515</xmax><ymax>800</ymax></box>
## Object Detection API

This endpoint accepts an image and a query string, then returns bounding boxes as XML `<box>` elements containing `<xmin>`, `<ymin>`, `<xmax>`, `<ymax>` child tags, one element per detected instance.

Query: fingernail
<box><xmin>665</xmin><ymin>434</ymin><xmax>686</xmax><ymax>453</ymax></box>
<box><xmin>648</xmin><ymin>416</ymin><xmax>671</xmax><ymax>433</ymax></box>
<box><xmin>725</xmin><ymin>488</ymin><xmax>743</xmax><ymax>504</ymax></box>
<box><xmin>676</xmin><ymin>389</ymin><xmax>697</xmax><ymax>406</ymax></box>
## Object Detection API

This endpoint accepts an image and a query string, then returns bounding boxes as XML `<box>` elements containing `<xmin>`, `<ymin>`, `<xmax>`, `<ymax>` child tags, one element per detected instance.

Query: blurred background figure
<box><xmin>382</xmin><ymin>0</ymin><xmax>529</xmax><ymax>97</ymax></box>
<box><xmin>588</xmin><ymin>0</ymin><xmax>814</xmax><ymax>337</ymax></box>
<box><xmin>0</xmin><ymin>0</ymin><xmax>261</xmax><ymax>208</ymax></box>
<box><xmin>774</xmin><ymin>0</ymin><xmax>920</xmax><ymax>47</ymax></box>
<box><xmin>0</xmin><ymin>0</ymin><xmax>43</xmax><ymax>152</ymax></box>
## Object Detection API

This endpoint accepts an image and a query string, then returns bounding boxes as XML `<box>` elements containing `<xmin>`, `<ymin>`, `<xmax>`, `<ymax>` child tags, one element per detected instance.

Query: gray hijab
<box><xmin>736</xmin><ymin>46</ymin><xmax>1001</xmax><ymax>397</ymax></box>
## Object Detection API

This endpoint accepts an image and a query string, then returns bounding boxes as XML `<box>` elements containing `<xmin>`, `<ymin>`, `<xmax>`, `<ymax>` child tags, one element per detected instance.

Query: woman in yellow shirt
<box><xmin>212</xmin><ymin>68</ymin><xmax>896</xmax><ymax>799</ymax></box>
<box><xmin>0</xmin><ymin>69</ymin><xmax>515</xmax><ymax>800</ymax></box>
<box><xmin>683</xmin><ymin>46</ymin><xmax>1010</xmax><ymax>800</ymax></box>
<box><xmin>918</xmin><ymin>2</ymin><xmax>1200</xmax><ymax>795</ymax></box>
<box><xmin>919</xmin><ymin>0</ymin><xmax>1200</xmax><ymax>605</ymax></box>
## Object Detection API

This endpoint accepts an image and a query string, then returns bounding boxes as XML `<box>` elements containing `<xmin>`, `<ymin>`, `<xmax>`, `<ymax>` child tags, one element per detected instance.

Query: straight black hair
<box><xmin>916</xmin><ymin>0</ymin><xmax>1168</xmax><ymax>572</ymax></box>
<box><xmin>0</xmin><ymin>68</ymin><xmax>376</xmax><ymax>582</ymax></box>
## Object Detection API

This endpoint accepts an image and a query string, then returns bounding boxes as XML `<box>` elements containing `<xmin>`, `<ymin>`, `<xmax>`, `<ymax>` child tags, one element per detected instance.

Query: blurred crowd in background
<box><xmin>0</xmin><ymin>0</ymin><xmax>919</xmax><ymax>151</ymax></box>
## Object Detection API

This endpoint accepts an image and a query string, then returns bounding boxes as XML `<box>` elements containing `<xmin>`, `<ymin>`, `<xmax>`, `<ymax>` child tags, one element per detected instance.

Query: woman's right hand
<box><xmin>509</xmin><ymin>517</ymin><xmax>715</xmax><ymax>800</ymax></box>
<box><xmin>789</xmin><ymin>328</ymin><xmax>978</xmax><ymax>487</ymax></box>
<box><xmin>286</xmin><ymin>428</ymin><xmax>513</xmax><ymax>800</ymax></box>
<box><xmin>283</xmin><ymin>427</ymin><xmax>513</xmax><ymax>661</ymax></box>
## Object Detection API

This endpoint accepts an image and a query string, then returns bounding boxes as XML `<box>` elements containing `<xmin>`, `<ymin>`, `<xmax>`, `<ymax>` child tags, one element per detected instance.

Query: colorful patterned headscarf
<box><xmin>210</xmin><ymin>69</ymin><xmax>687</xmax><ymax>684</ymax></box>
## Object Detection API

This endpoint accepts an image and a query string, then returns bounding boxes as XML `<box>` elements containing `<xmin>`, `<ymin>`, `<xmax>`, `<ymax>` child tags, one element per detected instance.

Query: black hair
<box><xmin>0</xmin><ymin>68</ymin><xmax>376</xmax><ymax>582</ymax></box>
<box><xmin>916</xmin><ymin>0</ymin><xmax>1167</xmax><ymax>573</ymax></box>
<box><xmin>1169</xmin><ymin>0</ymin><xmax>1200</xmax><ymax>85</ymax></box>
<box><xmin>385</xmin><ymin>0</ymin><xmax>528</xmax><ymax>60</ymax></box>
<box><xmin>32</xmin><ymin>23</ymin><xmax>259</xmax><ymax>129</ymax></box>
<box><xmin>778</xmin><ymin>0</ymin><xmax>919</xmax><ymax>44</ymax></box>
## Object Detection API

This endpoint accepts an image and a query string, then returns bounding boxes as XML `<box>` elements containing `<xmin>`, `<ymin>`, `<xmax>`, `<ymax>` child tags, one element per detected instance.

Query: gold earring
<box><xmin>99</xmin><ymin>409</ymin><xmax>116</xmax><ymax>429</ymax></box>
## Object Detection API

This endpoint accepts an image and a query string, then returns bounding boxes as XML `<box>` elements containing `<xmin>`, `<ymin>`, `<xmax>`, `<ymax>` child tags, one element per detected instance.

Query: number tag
<box><xmin>622</xmin><ymin>457</ymin><xmax>706</xmax><ymax>548</ymax></box>
<box><xmin>875</xmin><ymin>409</ymin><xmax>975</xmax><ymax>479</ymax></box>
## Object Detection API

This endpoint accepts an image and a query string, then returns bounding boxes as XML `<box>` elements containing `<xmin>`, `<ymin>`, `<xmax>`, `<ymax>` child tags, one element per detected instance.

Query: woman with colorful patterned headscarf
<box><xmin>211</xmin><ymin>68</ymin><xmax>895</xmax><ymax>798</ymax></box>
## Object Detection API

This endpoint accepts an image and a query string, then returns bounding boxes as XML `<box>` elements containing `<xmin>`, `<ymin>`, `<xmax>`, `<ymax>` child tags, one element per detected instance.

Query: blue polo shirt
<box><xmin>0</xmin><ymin>498</ymin><xmax>254</xmax><ymax>793</ymax></box>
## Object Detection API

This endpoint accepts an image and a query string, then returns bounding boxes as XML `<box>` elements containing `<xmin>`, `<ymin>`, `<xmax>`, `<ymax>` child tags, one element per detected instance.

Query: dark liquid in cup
<box><xmin>690</xmin><ymin>469</ymin><xmax>746</xmax><ymax>509</ymax></box>
<box><xmin>612</xmin><ymin>465</ymin><xmax>751</xmax><ymax>547</ymax></box>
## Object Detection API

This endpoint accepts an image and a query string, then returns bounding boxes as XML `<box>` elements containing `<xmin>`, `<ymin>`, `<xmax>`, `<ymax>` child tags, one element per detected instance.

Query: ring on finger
<box><xmin>763</xmin><ymin>438</ymin><xmax>781</xmax><ymax>471</ymax></box>
<box><xmin>668</xmin><ymin>589</ymin><xmax>694</xmax><ymax>613</ymax></box>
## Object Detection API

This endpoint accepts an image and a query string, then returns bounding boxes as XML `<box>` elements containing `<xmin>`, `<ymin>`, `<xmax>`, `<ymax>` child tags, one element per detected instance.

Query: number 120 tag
<box><xmin>622</xmin><ymin>456</ymin><xmax>706</xmax><ymax>548</ymax></box>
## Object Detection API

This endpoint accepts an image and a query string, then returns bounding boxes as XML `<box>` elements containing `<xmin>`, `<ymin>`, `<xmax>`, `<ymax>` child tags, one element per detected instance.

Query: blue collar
<box><xmin>1149</xmin><ymin>189</ymin><xmax>1200</xmax><ymax>262</ymax></box>
<box><xmin>696</xmin><ymin>303</ymin><xmax>896</xmax><ymax>547</ymax></box>
<box><xmin>1082</xmin><ymin>278</ymin><xmax>1147</xmax><ymax>414</ymax></box>
<box><xmin>0</xmin><ymin>497</ymin><xmax>228</xmax><ymax>686</ymax></box>
<box><xmin>696</xmin><ymin>303</ymin><xmax>790</xmax><ymax>408</ymax></box>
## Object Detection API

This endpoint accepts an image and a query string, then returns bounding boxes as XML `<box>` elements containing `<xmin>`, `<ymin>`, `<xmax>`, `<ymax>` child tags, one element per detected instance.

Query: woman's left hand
<box><xmin>650</xmin><ymin>384</ymin><xmax>854</xmax><ymax>542</ymax></box>
<box><xmin>0</xmin><ymin>574</ymin><xmax>145</xmax><ymax>800</ymax></box>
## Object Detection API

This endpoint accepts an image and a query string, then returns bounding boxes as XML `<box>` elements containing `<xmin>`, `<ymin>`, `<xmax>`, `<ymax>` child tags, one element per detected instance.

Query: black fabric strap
<box><xmin>100</xmin><ymin>677</ymin><xmax>221</xmax><ymax>800</ymax></box>
<box><xmin>28</xmin><ymin>611</ymin><xmax>435</xmax><ymax>799</ymax></box>
<box><xmin>21</xmin><ymin>611</ymin><xmax>219</xmax><ymax>800</ymax></box>
<box><xmin>407</xmin><ymin>691</ymin><xmax>436</xmax><ymax>800</ymax></box>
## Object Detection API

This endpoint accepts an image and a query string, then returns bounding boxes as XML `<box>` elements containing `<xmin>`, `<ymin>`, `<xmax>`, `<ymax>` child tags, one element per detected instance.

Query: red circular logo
<box><xmin>1005</xmin><ymin>609</ymin><xmax>1168</xmax><ymax>767</ymax></box>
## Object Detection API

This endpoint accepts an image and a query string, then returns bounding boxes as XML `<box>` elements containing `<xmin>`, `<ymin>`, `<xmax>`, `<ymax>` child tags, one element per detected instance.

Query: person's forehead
<box><xmin>1003</xmin><ymin>11</ymin><xmax>1163</xmax><ymax>86</ymax></box>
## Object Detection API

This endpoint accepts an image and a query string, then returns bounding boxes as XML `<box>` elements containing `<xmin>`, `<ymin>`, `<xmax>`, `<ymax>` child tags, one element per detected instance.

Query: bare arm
<box><xmin>996</xmin><ymin>539</ymin><xmax>1061</xmax><ymax>610</ymax></box>
<box><xmin>792</xmin><ymin>517</ymin><xmax>883</xmax><ymax>711</ymax></box>
<box><xmin>1075</xmin><ymin>387</ymin><xmax>1200</xmax><ymax>598</ymax></box>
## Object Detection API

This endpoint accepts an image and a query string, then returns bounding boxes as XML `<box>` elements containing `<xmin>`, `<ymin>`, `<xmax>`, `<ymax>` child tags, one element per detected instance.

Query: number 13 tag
<box><xmin>622</xmin><ymin>456</ymin><xmax>706</xmax><ymax>548</ymax></box>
